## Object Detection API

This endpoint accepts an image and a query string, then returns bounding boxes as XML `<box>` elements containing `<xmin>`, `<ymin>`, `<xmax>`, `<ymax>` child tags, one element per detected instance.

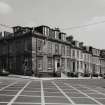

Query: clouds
<box><xmin>0</xmin><ymin>1</ymin><xmax>12</xmax><ymax>15</ymax></box>
<box><xmin>0</xmin><ymin>0</ymin><xmax>105</xmax><ymax>48</ymax></box>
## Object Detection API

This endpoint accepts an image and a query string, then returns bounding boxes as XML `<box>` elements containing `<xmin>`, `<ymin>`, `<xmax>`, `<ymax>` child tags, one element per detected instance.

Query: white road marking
<box><xmin>41</xmin><ymin>80</ymin><xmax>45</xmax><ymax>105</ymax></box>
<box><xmin>19</xmin><ymin>95</ymin><xmax>41</xmax><ymax>97</ymax></box>
<box><xmin>65</xmin><ymin>83</ymin><xmax>103</xmax><ymax>105</ymax></box>
<box><xmin>0</xmin><ymin>94</ymin><xmax>15</xmax><ymax>96</ymax></box>
<box><xmin>0</xmin><ymin>102</ymin><xmax>8</xmax><ymax>103</ymax></box>
<box><xmin>2</xmin><ymin>89</ymin><xmax>20</xmax><ymax>91</ymax></box>
<box><xmin>7</xmin><ymin>81</ymin><xmax>31</xmax><ymax>105</ymax></box>
<box><xmin>79</xmin><ymin>84</ymin><xmax>105</xmax><ymax>96</ymax></box>
<box><xmin>22</xmin><ymin>90</ymin><xmax>41</xmax><ymax>92</ymax></box>
<box><xmin>0</xmin><ymin>80</ymin><xmax>20</xmax><ymax>91</ymax></box>
<box><xmin>52</xmin><ymin>81</ymin><xmax>76</xmax><ymax>105</ymax></box>
<box><xmin>13</xmin><ymin>102</ymin><xmax>71</xmax><ymax>105</ymax></box>
<box><xmin>9</xmin><ymin>102</ymin><xmax>41</xmax><ymax>104</ymax></box>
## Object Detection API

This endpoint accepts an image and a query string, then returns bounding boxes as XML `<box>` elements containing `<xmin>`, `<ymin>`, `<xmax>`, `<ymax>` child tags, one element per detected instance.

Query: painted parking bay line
<box><xmin>65</xmin><ymin>83</ymin><xmax>103</xmax><ymax>105</ymax></box>
<box><xmin>79</xmin><ymin>84</ymin><xmax>105</xmax><ymax>95</ymax></box>
<box><xmin>7</xmin><ymin>81</ymin><xmax>31</xmax><ymax>105</ymax></box>
<box><xmin>41</xmin><ymin>80</ymin><xmax>45</xmax><ymax>105</ymax></box>
<box><xmin>52</xmin><ymin>81</ymin><xmax>76</xmax><ymax>105</ymax></box>
<box><xmin>0</xmin><ymin>80</ymin><xmax>21</xmax><ymax>92</ymax></box>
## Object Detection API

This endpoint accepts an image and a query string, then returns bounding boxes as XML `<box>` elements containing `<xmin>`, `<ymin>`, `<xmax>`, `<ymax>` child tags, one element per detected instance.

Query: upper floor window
<box><xmin>85</xmin><ymin>54</ymin><xmax>86</xmax><ymax>61</ymax></box>
<box><xmin>77</xmin><ymin>50</ymin><xmax>79</xmax><ymax>58</ymax></box>
<box><xmin>61</xmin><ymin>45</ymin><xmax>65</xmax><ymax>56</ymax></box>
<box><xmin>77</xmin><ymin>61</ymin><xmax>79</xmax><ymax>70</ymax></box>
<box><xmin>48</xmin><ymin>41</ymin><xmax>52</xmax><ymax>54</ymax></box>
<box><xmin>24</xmin><ymin>39</ymin><xmax>32</xmax><ymax>51</ymax></box>
<box><xmin>67</xmin><ymin>46</ymin><xmax>70</xmax><ymax>56</ymax></box>
<box><xmin>37</xmin><ymin>39</ymin><xmax>43</xmax><ymax>52</ymax></box>
<box><xmin>80</xmin><ymin>51</ymin><xmax>83</xmax><ymax>59</ymax></box>
<box><xmin>55</xmin><ymin>31</ymin><xmax>59</xmax><ymax>39</ymax></box>
<box><xmin>55</xmin><ymin>44</ymin><xmax>59</xmax><ymax>54</ymax></box>
<box><xmin>80</xmin><ymin>61</ymin><xmax>83</xmax><ymax>69</ymax></box>
<box><xmin>72</xmin><ymin>49</ymin><xmax>75</xmax><ymax>57</ymax></box>
<box><xmin>59</xmin><ymin>33</ymin><xmax>62</xmax><ymax>40</ymax></box>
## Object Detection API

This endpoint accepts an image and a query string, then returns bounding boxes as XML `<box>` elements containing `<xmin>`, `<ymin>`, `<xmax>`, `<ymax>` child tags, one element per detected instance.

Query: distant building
<box><xmin>82</xmin><ymin>46</ymin><xmax>92</xmax><ymax>76</ymax></box>
<box><xmin>0</xmin><ymin>25</ymin><xmax>105</xmax><ymax>77</ymax></box>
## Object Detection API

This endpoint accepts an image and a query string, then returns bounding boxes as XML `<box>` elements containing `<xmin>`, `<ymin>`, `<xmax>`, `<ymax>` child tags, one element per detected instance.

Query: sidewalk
<box><xmin>8</xmin><ymin>74</ymin><xmax>103</xmax><ymax>80</ymax></box>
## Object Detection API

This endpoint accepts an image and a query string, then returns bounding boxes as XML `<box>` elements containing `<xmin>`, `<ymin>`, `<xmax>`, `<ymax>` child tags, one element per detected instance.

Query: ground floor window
<box><xmin>77</xmin><ymin>61</ymin><xmax>79</xmax><ymax>70</ymax></box>
<box><xmin>48</xmin><ymin>58</ymin><xmax>52</xmax><ymax>70</ymax></box>
<box><xmin>37</xmin><ymin>58</ymin><xmax>43</xmax><ymax>71</ymax></box>
<box><xmin>80</xmin><ymin>61</ymin><xmax>83</xmax><ymax>69</ymax></box>
<box><xmin>61</xmin><ymin>58</ymin><xmax>65</xmax><ymax>71</ymax></box>
<box><xmin>67</xmin><ymin>58</ymin><xmax>70</xmax><ymax>69</ymax></box>
<box><xmin>73</xmin><ymin>62</ymin><xmax>75</xmax><ymax>72</ymax></box>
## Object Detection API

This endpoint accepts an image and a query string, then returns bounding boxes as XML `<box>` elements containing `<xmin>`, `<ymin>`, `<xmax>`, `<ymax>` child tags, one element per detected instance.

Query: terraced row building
<box><xmin>0</xmin><ymin>25</ymin><xmax>105</xmax><ymax>77</ymax></box>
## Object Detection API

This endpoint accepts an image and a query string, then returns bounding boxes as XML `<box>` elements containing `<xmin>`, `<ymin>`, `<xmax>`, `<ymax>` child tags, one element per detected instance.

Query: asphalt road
<box><xmin>0</xmin><ymin>77</ymin><xmax>105</xmax><ymax>105</ymax></box>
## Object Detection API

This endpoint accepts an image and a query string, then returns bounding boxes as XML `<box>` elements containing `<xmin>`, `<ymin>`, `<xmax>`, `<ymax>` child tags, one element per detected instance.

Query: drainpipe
<box><xmin>35</xmin><ymin>38</ymin><xmax>38</xmax><ymax>77</ymax></box>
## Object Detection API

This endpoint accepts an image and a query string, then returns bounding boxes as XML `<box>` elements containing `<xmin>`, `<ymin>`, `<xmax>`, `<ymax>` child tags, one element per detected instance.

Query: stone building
<box><xmin>0</xmin><ymin>27</ymin><xmax>33</xmax><ymax>75</ymax></box>
<box><xmin>100</xmin><ymin>50</ymin><xmax>105</xmax><ymax>75</ymax></box>
<box><xmin>0</xmin><ymin>25</ymin><xmax>105</xmax><ymax>77</ymax></box>
<box><xmin>91</xmin><ymin>48</ymin><xmax>101</xmax><ymax>75</ymax></box>
<box><xmin>82</xmin><ymin>46</ymin><xmax>93</xmax><ymax>76</ymax></box>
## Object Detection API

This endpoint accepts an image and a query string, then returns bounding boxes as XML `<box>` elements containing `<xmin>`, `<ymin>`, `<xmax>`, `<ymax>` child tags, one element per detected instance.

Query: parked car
<box><xmin>0</xmin><ymin>69</ymin><xmax>10</xmax><ymax>76</ymax></box>
<box><xmin>24</xmin><ymin>69</ymin><xmax>33</xmax><ymax>76</ymax></box>
<box><xmin>83</xmin><ymin>73</ymin><xmax>90</xmax><ymax>77</ymax></box>
<box><xmin>67</xmin><ymin>72</ymin><xmax>78</xmax><ymax>77</ymax></box>
<box><xmin>92</xmin><ymin>73</ymin><xmax>98</xmax><ymax>77</ymax></box>
<box><xmin>102</xmin><ymin>73</ymin><xmax>105</xmax><ymax>79</ymax></box>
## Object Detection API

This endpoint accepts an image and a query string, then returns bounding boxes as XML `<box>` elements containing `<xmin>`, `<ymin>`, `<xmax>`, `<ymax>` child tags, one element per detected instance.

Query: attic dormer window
<box><xmin>59</xmin><ymin>33</ymin><xmax>61</xmax><ymax>40</ymax></box>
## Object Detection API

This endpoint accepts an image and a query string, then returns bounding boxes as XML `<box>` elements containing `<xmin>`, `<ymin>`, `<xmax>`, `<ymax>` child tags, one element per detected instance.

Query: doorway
<box><xmin>55</xmin><ymin>59</ymin><xmax>60</xmax><ymax>72</ymax></box>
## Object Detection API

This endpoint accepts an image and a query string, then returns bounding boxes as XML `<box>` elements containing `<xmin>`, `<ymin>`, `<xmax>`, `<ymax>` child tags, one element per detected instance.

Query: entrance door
<box><xmin>85</xmin><ymin>64</ymin><xmax>86</xmax><ymax>73</ymax></box>
<box><xmin>73</xmin><ymin>62</ymin><xmax>75</xmax><ymax>72</ymax></box>
<box><xmin>55</xmin><ymin>59</ymin><xmax>60</xmax><ymax>72</ymax></box>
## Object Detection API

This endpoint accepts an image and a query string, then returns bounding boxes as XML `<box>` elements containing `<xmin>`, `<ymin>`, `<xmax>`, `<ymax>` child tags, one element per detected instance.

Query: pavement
<box><xmin>9</xmin><ymin>74</ymin><xmax>102</xmax><ymax>80</ymax></box>
<box><xmin>0</xmin><ymin>76</ymin><xmax>105</xmax><ymax>105</ymax></box>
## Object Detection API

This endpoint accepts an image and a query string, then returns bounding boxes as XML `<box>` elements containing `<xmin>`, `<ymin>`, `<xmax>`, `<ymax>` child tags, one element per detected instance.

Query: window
<box><xmin>72</xmin><ymin>50</ymin><xmax>75</xmax><ymax>57</ymax></box>
<box><xmin>59</xmin><ymin>33</ymin><xmax>62</xmax><ymax>40</ymax></box>
<box><xmin>80</xmin><ymin>61</ymin><xmax>83</xmax><ymax>69</ymax></box>
<box><xmin>37</xmin><ymin>58</ymin><xmax>43</xmax><ymax>71</ymax></box>
<box><xmin>87</xmin><ymin>54</ymin><xmax>90</xmax><ymax>61</ymax></box>
<box><xmin>84</xmin><ymin>54</ymin><xmax>86</xmax><ymax>61</ymax></box>
<box><xmin>67</xmin><ymin>58</ymin><xmax>70</xmax><ymax>69</ymax></box>
<box><xmin>61</xmin><ymin>58</ymin><xmax>65</xmax><ymax>70</ymax></box>
<box><xmin>48</xmin><ymin>41</ymin><xmax>52</xmax><ymax>54</ymax></box>
<box><xmin>43</xmin><ymin>27</ymin><xmax>49</xmax><ymax>36</ymax></box>
<box><xmin>55</xmin><ymin>44</ymin><xmax>59</xmax><ymax>54</ymax></box>
<box><xmin>61</xmin><ymin>45</ymin><xmax>65</xmax><ymax>56</ymax></box>
<box><xmin>77</xmin><ymin>61</ymin><xmax>79</xmax><ymax>70</ymax></box>
<box><xmin>67</xmin><ymin>46</ymin><xmax>70</xmax><ymax>56</ymax></box>
<box><xmin>32</xmin><ymin>38</ymin><xmax>36</xmax><ymax>51</ymax></box>
<box><xmin>24</xmin><ymin>39</ymin><xmax>32</xmax><ymax>51</ymax></box>
<box><xmin>37</xmin><ymin>39</ymin><xmax>43</xmax><ymax>52</ymax></box>
<box><xmin>77</xmin><ymin>50</ymin><xmax>79</xmax><ymax>58</ymax></box>
<box><xmin>55</xmin><ymin>31</ymin><xmax>59</xmax><ymax>39</ymax></box>
<box><xmin>48</xmin><ymin>58</ymin><xmax>52</xmax><ymax>70</ymax></box>
<box><xmin>80</xmin><ymin>51</ymin><xmax>83</xmax><ymax>59</ymax></box>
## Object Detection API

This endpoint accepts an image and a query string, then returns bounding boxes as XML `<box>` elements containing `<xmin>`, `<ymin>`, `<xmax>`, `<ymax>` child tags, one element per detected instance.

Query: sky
<box><xmin>0</xmin><ymin>0</ymin><xmax>105</xmax><ymax>49</ymax></box>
